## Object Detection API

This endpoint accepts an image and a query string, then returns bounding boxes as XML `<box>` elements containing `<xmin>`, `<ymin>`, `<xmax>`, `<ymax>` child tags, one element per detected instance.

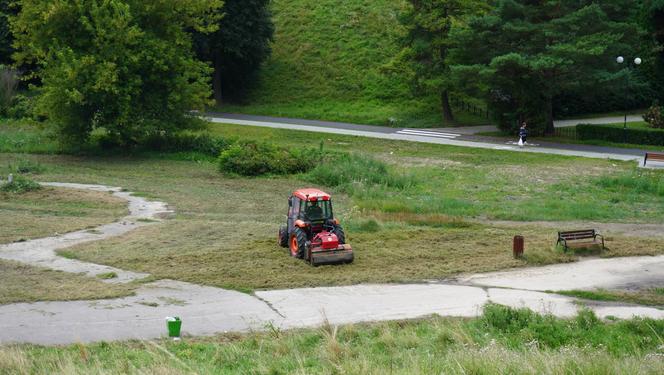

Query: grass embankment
<box><xmin>2</xmin><ymin>122</ymin><xmax>663</xmax><ymax>292</ymax></box>
<box><xmin>218</xmin><ymin>0</ymin><xmax>488</xmax><ymax>127</ymax></box>
<box><xmin>1</xmin><ymin>305</ymin><xmax>662</xmax><ymax>374</ymax></box>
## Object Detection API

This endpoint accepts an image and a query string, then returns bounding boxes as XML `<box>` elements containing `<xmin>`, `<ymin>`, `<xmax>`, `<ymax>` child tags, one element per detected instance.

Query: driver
<box><xmin>306</xmin><ymin>201</ymin><xmax>323</xmax><ymax>219</ymax></box>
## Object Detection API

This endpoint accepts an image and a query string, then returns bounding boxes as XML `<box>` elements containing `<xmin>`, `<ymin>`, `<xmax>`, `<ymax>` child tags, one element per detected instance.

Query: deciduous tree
<box><xmin>12</xmin><ymin>0</ymin><xmax>222</xmax><ymax>146</ymax></box>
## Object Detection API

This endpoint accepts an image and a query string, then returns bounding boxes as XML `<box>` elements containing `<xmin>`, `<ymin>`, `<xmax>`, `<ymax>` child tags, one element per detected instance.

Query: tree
<box><xmin>451</xmin><ymin>1</ymin><xmax>643</xmax><ymax>134</ymax></box>
<box><xmin>193</xmin><ymin>0</ymin><xmax>274</xmax><ymax>104</ymax></box>
<box><xmin>11</xmin><ymin>0</ymin><xmax>222</xmax><ymax>146</ymax></box>
<box><xmin>398</xmin><ymin>0</ymin><xmax>487</xmax><ymax>123</ymax></box>
<box><xmin>643</xmin><ymin>0</ymin><xmax>664</xmax><ymax>104</ymax></box>
<box><xmin>0</xmin><ymin>0</ymin><xmax>14</xmax><ymax>65</ymax></box>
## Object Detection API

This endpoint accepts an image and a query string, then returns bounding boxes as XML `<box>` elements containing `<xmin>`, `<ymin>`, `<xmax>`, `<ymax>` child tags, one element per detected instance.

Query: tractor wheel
<box><xmin>333</xmin><ymin>225</ymin><xmax>346</xmax><ymax>244</ymax></box>
<box><xmin>278</xmin><ymin>226</ymin><xmax>288</xmax><ymax>248</ymax></box>
<box><xmin>290</xmin><ymin>227</ymin><xmax>307</xmax><ymax>259</ymax></box>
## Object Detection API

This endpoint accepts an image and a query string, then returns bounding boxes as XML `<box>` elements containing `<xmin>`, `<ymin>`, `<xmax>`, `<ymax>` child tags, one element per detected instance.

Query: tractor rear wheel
<box><xmin>290</xmin><ymin>227</ymin><xmax>307</xmax><ymax>259</ymax></box>
<box><xmin>278</xmin><ymin>226</ymin><xmax>288</xmax><ymax>248</ymax></box>
<box><xmin>333</xmin><ymin>225</ymin><xmax>346</xmax><ymax>244</ymax></box>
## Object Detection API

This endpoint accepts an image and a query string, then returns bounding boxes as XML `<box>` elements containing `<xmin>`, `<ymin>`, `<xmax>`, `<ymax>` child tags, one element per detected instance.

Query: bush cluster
<box><xmin>218</xmin><ymin>141</ymin><xmax>315</xmax><ymax>176</ymax></box>
<box><xmin>643</xmin><ymin>105</ymin><xmax>664</xmax><ymax>129</ymax></box>
<box><xmin>1</xmin><ymin>175</ymin><xmax>41</xmax><ymax>193</ymax></box>
<box><xmin>140</xmin><ymin>132</ymin><xmax>233</xmax><ymax>156</ymax></box>
<box><xmin>577</xmin><ymin>124</ymin><xmax>664</xmax><ymax>145</ymax></box>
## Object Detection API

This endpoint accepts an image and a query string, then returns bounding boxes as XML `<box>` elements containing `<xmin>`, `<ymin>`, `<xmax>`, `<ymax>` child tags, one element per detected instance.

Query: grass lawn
<box><xmin>1</xmin><ymin>305</ymin><xmax>662</xmax><ymax>374</ymax></box>
<box><xmin>0</xmin><ymin>184</ymin><xmax>128</xmax><ymax>244</ymax></box>
<box><xmin>1</xmin><ymin>122</ymin><xmax>663</xmax><ymax>293</ymax></box>
<box><xmin>0</xmin><ymin>260</ymin><xmax>135</xmax><ymax>305</ymax></box>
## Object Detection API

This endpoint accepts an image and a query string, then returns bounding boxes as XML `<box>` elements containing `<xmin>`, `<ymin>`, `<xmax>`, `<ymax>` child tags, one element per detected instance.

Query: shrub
<box><xmin>140</xmin><ymin>132</ymin><xmax>233</xmax><ymax>156</ymax></box>
<box><xmin>643</xmin><ymin>105</ymin><xmax>664</xmax><ymax>129</ymax></box>
<box><xmin>1</xmin><ymin>174</ymin><xmax>41</xmax><ymax>193</ymax></box>
<box><xmin>7</xmin><ymin>93</ymin><xmax>36</xmax><ymax>120</ymax></box>
<box><xmin>577</xmin><ymin>123</ymin><xmax>664</xmax><ymax>145</ymax></box>
<box><xmin>218</xmin><ymin>141</ymin><xmax>314</xmax><ymax>176</ymax></box>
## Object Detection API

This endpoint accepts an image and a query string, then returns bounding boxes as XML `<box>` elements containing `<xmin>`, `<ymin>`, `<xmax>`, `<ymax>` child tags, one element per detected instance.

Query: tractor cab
<box><xmin>279</xmin><ymin>188</ymin><xmax>353</xmax><ymax>266</ymax></box>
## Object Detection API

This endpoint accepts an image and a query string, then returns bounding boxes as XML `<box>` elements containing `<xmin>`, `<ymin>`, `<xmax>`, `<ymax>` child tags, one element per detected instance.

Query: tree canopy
<box><xmin>451</xmin><ymin>0</ymin><xmax>643</xmax><ymax>134</ymax></box>
<box><xmin>194</xmin><ymin>0</ymin><xmax>274</xmax><ymax>104</ymax></box>
<box><xmin>12</xmin><ymin>0</ymin><xmax>222</xmax><ymax>146</ymax></box>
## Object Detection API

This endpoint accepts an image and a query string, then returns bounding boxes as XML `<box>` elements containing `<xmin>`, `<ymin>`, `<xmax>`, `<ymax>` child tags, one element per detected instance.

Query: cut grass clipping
<box><xmin>1</xmin><ymin>304</ymin><xmax>662</xmax><ymax>373</ymax></box>
<box><xmin>0</xmin><ymin>260</ymin><xmax>134</xmax><ymax>304</ymax></box>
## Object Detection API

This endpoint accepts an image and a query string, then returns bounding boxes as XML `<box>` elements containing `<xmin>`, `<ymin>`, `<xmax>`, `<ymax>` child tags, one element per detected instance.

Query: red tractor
<box><xmin>278</xmin><ymin>189</ymin><xmax>353</xmax><ymax>266</ymax></box>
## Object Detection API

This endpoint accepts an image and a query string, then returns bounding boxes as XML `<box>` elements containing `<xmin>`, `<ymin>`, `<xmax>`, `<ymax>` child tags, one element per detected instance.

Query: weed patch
<box><xmin>219</xmin><ymin>141</ymin><xmax>315</xmax><ymax>176</ymax></box>
<box><xmin>0</xmin><ymin>175</ymin><xmax>41</xmax><ymax>193</ymax></box>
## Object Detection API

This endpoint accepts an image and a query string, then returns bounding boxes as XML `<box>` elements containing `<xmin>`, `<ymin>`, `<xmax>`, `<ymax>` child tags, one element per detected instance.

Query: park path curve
<box><xmin>0</xmin><ymin>183</ymin><xmax>663</xmax><ymax>345</ymax></box>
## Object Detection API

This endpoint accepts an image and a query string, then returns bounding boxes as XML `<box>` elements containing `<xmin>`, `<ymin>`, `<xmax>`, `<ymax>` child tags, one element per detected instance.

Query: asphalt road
<box><xmin>207</xmin><ymin>113</ymin><xmax>658</xmax><ymax>165</ymax></box>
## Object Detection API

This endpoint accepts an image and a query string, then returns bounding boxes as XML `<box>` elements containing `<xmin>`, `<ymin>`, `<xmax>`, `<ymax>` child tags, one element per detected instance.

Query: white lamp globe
<box><xmin>616</xmin><ymin>56</ymin><xmax>624</xmax><ymax>63</ymax></box>
<box><xmin>634</xmin><ymin>57</ymin><xmax>642</xmax><ymax>65</ymax></box>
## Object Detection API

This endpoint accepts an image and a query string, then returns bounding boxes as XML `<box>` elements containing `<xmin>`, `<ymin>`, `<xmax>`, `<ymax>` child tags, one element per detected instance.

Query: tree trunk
<box><xmin>212</xmin><ymin>52</ymin><xmax>223</xmax><ymax>105</ymax></box>
<box><xmin>544</xmin><ymin>97</ymin><xmax>554</xmax><ymax>135</ymax></box>
<box><xmin>441</xmin><ymin>90</ymin><xmax>454</xmax><ymax>123</ymax></box>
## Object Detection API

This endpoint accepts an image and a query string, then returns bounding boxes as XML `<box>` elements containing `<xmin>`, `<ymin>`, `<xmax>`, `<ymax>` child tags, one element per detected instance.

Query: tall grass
<box><xmin>596</xmin><ymin>170</ymin><xmax>664</xmax><ymax>197</ymax></box>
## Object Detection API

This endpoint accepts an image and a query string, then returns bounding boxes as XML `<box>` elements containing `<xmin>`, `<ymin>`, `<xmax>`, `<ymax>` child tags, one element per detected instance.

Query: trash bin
<box><xmin>513</xmin><ymin>235</ymin><xmax>524</xmax><ymax>258</ymax></box>
<box><xmin>166</xmin><ymin>317</ymin><xmax>182</xmax><ymax>339</ymax></box>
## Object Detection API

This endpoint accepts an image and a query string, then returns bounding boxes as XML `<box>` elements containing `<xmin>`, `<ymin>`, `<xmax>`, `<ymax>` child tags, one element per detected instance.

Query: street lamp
<box><xmin>616</xmin><ymin>56</ymin><xmax>642</xmax><ymax>140</ymax></box>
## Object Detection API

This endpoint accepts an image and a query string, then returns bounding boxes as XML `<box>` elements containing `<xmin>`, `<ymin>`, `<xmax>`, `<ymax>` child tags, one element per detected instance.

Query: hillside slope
<box><xmin>220</xmin><ymin>0</ymin><xmax>467</xmax><ymax>127</ymax></box>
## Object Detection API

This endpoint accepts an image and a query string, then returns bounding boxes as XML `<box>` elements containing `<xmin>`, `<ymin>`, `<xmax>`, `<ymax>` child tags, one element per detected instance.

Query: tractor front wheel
<box><xmin>290</xmin><ymin>227</ymin><xmax>307</xmax><ymax>259</ymax></box>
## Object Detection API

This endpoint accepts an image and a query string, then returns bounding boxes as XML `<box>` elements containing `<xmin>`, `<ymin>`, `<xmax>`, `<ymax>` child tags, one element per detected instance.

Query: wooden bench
<box><xmin>644</xmin><ymin>152</ymin><xmax>664</xmax><ymax>166</ymax></box>
<box><xmin>557</xmin><ymin>229</ymin><xmax>604</xmax><ymax>252</ymax></box>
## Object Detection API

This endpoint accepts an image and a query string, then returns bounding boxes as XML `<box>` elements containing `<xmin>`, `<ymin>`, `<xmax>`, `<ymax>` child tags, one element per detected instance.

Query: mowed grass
<box><xmin>557</xmin><ymin>288</ymin><xmax>664</xmax><ymax>309</ymax></box>
<box><xmin>0</xmin><ymin>185</ymin><xmax>128</xmax><ymax>244</ymax></box>
<box><xmin>2</xmin><ymin>123</ymin><xmax>664</xmax><ymax>292</ymax></box>
<box><xmin>1</xmin><ymin>305</ymin><xmax>662</xmax><ymax>374</ymax></box>
<box><xmin>0</xmin><ymin>260</ymin><xmax>135</xmax><ymax>304</ymax></box>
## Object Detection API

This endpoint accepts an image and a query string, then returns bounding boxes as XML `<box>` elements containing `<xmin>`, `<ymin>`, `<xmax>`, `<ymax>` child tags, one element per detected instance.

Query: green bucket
<box><xmin>166</xmin><ymin>317</ymin><xmax>182</xmax><ymax>338</ymax></box>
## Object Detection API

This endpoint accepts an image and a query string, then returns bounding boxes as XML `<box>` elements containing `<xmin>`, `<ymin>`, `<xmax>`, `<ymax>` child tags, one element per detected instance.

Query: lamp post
<box><xmin>616</xmin><ymin>56</ymin><xmax>642</xmax><ymax>142</ymax></box>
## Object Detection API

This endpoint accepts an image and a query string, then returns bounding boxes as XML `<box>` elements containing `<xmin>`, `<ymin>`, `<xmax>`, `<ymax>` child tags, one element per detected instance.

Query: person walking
<box><xmin>518</xmin><ymin>122</ymin><xmax>528</xmax><ymax>146</ymax></box>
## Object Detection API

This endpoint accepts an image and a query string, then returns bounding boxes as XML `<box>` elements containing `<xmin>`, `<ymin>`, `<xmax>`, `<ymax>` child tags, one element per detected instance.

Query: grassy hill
<box><xmin>219</xmin><ymin>0</ymin><xmax>487</xmax><ymax>127</ymax></box>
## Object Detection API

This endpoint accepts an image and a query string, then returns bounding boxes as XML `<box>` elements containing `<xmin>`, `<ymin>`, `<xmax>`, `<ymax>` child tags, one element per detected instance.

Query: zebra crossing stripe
<box><xmin>396</xmin><ymin>129</ymin><xmax>461</xmax><ymax>139</ymax></box>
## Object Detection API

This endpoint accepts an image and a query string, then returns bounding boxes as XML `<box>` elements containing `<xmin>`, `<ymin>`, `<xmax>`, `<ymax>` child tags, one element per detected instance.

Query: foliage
<box><xmin>6</xmin><ymin>157</ymin><xmax>44</xmax><ymax>174</ymax></box>
<box><xmin>0</xmin><ymin>174</ymin><xmax>41</xmax><ymax>193</ymax></box>
<box><xmin>218</xmin><ymin>141</ymin><xmax>314</xmax><ymax>176</ymax></box>
<box><xmin>450</xmin><ymin>1</ymin><xmax>644</xmax><ymax>135</ymax></box>
<box><xmin>0</xmin><ymin>65</ymin><xmax>17</xmax><ymax>115</ymax></box>
<box><xmin>11</xmin><ymin>0</ymin><xmax>222</xmax><ymax>147</ymax></box>
<box><xmin>0</xmin><ymin>0</ymin><xmax>12</xmax><ymax>65</ymax></box>
<box><xmin>139</xmin><ymin>132</ymin><xmax>233</xmax><ymax>156</ymax></box>
<box><xmin>577</xmin><ymin>123</ymin><xmax>664</xmax><ymax>145</ymax></box>
<box><xmin>643</xmin><ymin>104</ymin><xmax>664</xmax><ymax>128</ymax></box>
<box><xmin>193</xmin><ymin>0</ymin><xmax>274</xmax><ymax>103</ymax></box>
<box><xmin>396</xmin><ymin>0</ymin><xmax>488</xmax><ymax>122</ymax></box>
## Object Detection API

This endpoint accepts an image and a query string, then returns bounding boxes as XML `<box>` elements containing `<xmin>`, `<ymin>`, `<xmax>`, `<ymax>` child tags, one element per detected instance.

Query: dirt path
<box><xmin>1</xmin><ymin>183</ymin><xmax>662</xmax><ymax>345</ymax></box>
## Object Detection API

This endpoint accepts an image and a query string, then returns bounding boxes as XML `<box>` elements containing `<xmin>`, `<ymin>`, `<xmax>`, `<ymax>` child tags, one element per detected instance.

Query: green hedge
<box><xmin>577</xmin><ymin>124</ymin><xmax>664</xmax><ymax>146</ymax></box>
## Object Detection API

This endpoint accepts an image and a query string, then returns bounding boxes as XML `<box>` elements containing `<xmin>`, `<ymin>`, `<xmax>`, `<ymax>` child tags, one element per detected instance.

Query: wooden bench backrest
<box><xmin>646</xmin><ymin>152</ymin><xmax>664</xmax><ymax>161</ymax></box>
<box><xmin>559</xmin><ymin>229</ymin><xmax>596</xmax><ymax>240</ymax></box>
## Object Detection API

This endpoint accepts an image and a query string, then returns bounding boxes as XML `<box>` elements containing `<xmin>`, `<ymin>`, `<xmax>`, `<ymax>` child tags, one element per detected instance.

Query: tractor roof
<box><xmin>293</xmin><ymin>188</ymin><xmax>331</xmax><ymax>201</ymax></box>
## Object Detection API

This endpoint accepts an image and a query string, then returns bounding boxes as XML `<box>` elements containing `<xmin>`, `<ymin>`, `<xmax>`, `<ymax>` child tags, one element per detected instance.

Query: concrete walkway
<box><xmin>207</xmin><ymin>114</ymin><xmax>657</xmax><ymax>165</ymax></box>
<box><xmin>1</xmin><ymin>184</ymin><xmax>663</xmax><ymax>346</ymax></box>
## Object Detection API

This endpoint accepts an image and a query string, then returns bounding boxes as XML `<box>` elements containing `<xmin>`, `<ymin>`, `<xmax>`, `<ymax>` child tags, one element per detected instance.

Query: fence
<box><xmin>553</xmin><ymin>126</ymin><xmax>577</xmax><ymax>139</ymax></box>
<box><xmin>450</xmin><ymin>96</ymin><xmax>491</xmax><ymax>119</ymax></box>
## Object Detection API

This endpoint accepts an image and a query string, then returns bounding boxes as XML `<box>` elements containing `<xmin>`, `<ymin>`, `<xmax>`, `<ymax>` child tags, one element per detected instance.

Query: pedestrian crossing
<box><xmin>395</xmin><ymin>128</ymin><xmax>462</xmax><ymax>139</ymax></box>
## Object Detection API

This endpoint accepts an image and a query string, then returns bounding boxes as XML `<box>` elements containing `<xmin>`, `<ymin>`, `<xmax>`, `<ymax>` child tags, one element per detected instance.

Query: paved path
<box><xmin>207</xmin><ymin>113</ymin><xmax>660</xmax><ymax>166</ymax></box>
<box><xmin>1</xmin><ymin>184</ymin><xmax>663</xmax><ymax>345</ymax></box>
